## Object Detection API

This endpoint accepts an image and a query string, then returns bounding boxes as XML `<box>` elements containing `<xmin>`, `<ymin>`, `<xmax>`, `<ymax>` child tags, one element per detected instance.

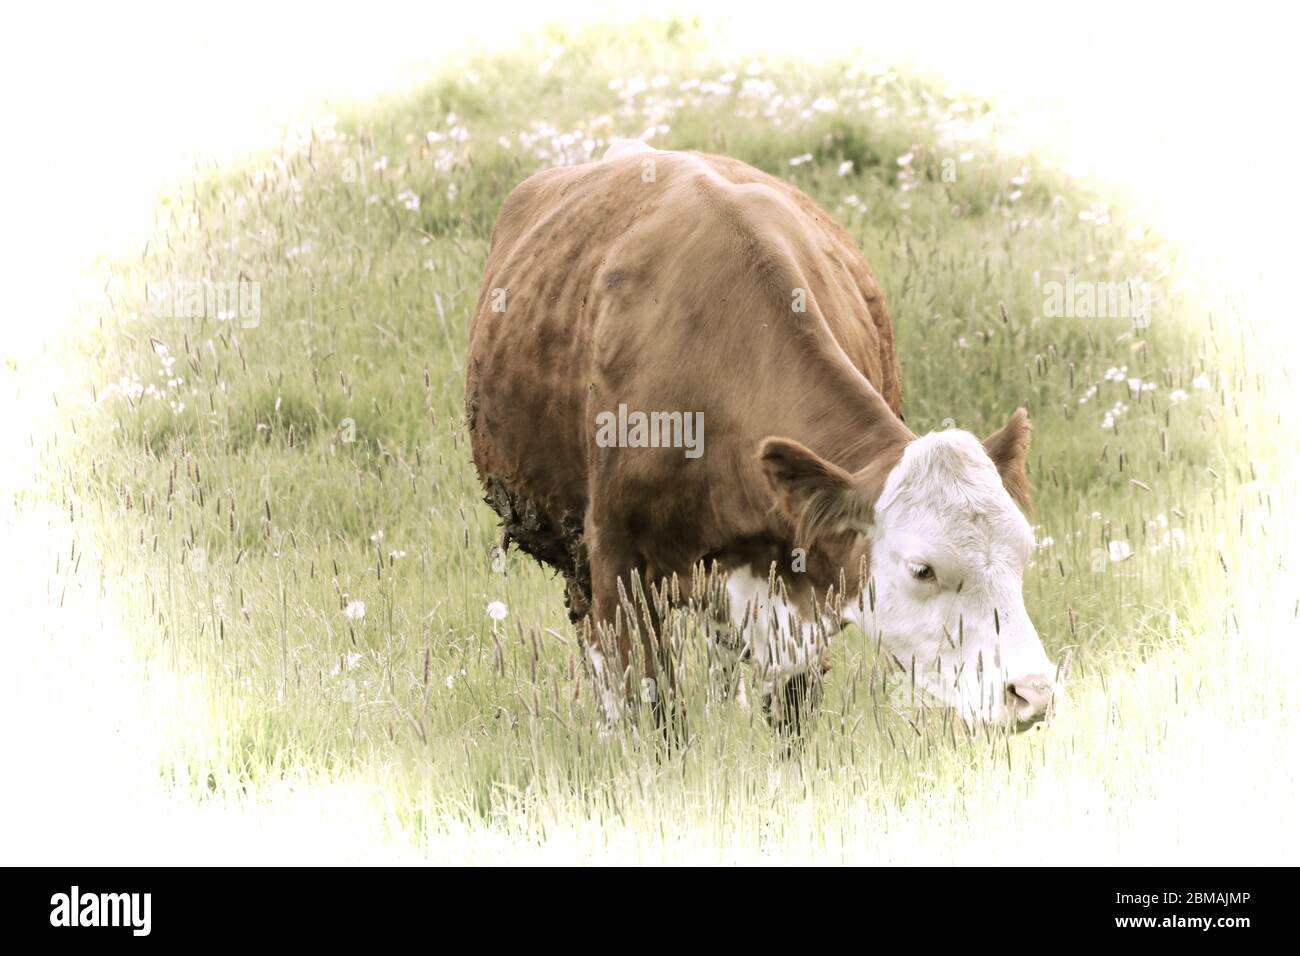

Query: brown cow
<box><xmin>466</xmin><ymin>141</ymin><xmax>1057</xmax><ymax>732</ymax></box>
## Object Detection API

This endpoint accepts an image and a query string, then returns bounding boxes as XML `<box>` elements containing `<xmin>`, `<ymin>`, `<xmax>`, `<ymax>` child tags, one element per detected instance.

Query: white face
<box><xmin>848</xmin><ymin>430</ymin><xmax>1058</xmax><ymax>727</ymax></box>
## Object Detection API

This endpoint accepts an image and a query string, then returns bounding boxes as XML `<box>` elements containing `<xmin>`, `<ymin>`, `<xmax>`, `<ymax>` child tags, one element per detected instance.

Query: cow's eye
<box><xmin>907</xmin><ymin>561</ymin><xmax>935</xmax><ymax>582</ymax></box>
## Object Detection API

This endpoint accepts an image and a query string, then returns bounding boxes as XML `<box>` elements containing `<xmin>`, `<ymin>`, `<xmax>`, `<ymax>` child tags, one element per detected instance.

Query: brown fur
<box><xmin>466</xmin><ymin>148</ymin><xmax>912</xmax><ymax>697</ymax></box>
<box><xmin>983</xmin><ymin>408</ymin><xmax>1034</xmax><ymax>517</ymax></box>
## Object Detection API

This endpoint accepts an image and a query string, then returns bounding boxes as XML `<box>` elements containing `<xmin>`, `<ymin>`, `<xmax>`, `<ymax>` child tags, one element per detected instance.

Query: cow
<box><xmin>465</xmin><ymin>140</ymin><xmax>1058</xmax><ymax>734</ymax></box>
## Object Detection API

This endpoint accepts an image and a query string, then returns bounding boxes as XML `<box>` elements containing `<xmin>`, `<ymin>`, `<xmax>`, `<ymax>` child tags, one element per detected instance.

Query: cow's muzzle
<box><xmin>1005</xmin><ymin>674</ymin><xmax>1055</xmax><ymax>731</ymax></box>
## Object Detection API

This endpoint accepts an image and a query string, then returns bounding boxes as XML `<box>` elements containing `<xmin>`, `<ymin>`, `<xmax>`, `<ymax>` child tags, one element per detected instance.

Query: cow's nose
<box><xmin>1005</xmin><ymin>674</ymin><xmax>1054</xmax><ymax>728</ymax></box>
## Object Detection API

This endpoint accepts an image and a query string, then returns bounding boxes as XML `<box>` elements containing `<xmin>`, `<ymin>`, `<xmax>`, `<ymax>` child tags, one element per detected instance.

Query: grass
<box><xmin>28</xmin><ymin>17</ymin><xmax>1297</xmax><ymax>863</ymax></box>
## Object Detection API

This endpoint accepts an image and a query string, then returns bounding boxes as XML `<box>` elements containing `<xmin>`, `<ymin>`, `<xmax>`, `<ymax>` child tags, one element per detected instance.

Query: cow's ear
<box><xmin>983</xmin><ymin>408</ymin><xmax>1033</xmax><ymax>515</ymax></box>
<box><xmin>758</xmin><ymin>438</ymin><xmax>867</xmax><ymax>542</ymax></box>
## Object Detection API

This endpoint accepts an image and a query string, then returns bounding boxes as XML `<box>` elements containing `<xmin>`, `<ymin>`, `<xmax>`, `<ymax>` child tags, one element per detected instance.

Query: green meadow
<box><xmin>39</xmin><ymin>20</ymin><xmax>1296</xmax><ymax>862</ymax></box>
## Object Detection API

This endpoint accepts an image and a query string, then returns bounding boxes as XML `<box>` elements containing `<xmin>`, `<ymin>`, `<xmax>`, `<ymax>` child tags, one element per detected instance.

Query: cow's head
<box><xmin>759</xmin><ymin>409</ymin><xmax>1058</xmax><ymax>730</ymax></box>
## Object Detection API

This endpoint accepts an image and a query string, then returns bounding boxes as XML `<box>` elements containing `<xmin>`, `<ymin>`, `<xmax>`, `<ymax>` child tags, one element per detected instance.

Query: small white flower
<box><xmin>837</xmin><ymin>160</ymin><xmax>854</xmax><ymax>176</ymax></box>
<box><xmin>370</xmin><ymin>530</ymin><xmax>384</xmax><ymax>542</ymax></box>
<box><xmin>487</xmin><ymin>601</ymin><xmax>508</xmax><ymax>622</ymax></box>
<box><xmin>344</xmin><ymin>600</ymin><xmax>366</xmax><ymax>620</ymax></box>
<box><xmin>1108</xmin><ymin>540</ymin><xmax>1133</xmax><ymax>562</ymax></box>
<box><xmin>1101</xmin><ymin>399</ymin><xmax>1128</xmax><ymax>429</ymax></box>
<box><xmin>1192</xmin><ymin>374</ymin><xmax>1211</xmax><ymax>390</ymax></box>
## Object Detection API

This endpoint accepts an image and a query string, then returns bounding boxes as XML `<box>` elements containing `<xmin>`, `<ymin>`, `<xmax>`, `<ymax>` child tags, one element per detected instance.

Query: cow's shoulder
<box><xmin>675</xmin><ymin>150</ymin><xmax>902</xmax><ymax>415</ymax></box>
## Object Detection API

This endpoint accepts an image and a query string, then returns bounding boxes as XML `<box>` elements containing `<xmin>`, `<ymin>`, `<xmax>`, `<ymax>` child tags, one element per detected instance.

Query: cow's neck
<box><xmin>782</xmin><ymin>353</ymin><xmax>912</xmax><ymax>475</ymax></box>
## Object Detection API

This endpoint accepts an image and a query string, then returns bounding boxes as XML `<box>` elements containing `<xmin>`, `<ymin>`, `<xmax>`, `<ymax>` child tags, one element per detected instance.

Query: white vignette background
<box><xmin>0</xmin><ymin>0</ymin><xmax>1296</xmax><ymax>864</ymax></box>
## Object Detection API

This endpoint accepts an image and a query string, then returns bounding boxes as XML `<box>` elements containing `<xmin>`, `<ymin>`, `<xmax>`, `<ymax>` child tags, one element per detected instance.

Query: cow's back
<box><xmin>466</xmin><ymin>147</ymin><xmax>902</xmax><ymax>589</ymax></box>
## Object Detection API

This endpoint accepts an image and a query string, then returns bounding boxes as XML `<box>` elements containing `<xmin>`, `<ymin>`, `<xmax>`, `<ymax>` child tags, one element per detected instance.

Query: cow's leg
<box><xmin>583</xmin><ymin>521</ymin><xmax>677</xmax><ymax>730</ymax></box>
<box><xmin>763</xmin><ymin>670</ymin><xmax>825</xmax><ymax>740</ymax></box>
<box><xmin>695</xmin><ymin>563</ymin><xmax>746</xmax><ymax>703</ymax></box>
<box><xmin>705</xmin><ymin>623</ymin><xmax>745</xmax><ymax>704</ymax></box>
<box><xmin>760</xmin><ymin>642</ymin><xmax>833</xmax><ymax>741</ymax></box>
<box><xmin>561</xmin><ymin>558</ymin><xmax>592</xmax><ymax>626</ymax></box>
<box><xmin>723</xmin><ymin>568</ymin><xmax>829</xmax><ymax>739</ymax></box>
<box><xmin>631</xmin><ymin>566</ymin><xmax>684</xmax><ymax>739</ymax></box>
